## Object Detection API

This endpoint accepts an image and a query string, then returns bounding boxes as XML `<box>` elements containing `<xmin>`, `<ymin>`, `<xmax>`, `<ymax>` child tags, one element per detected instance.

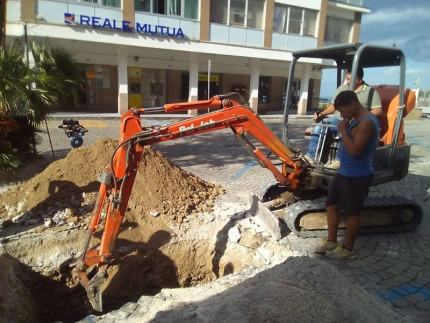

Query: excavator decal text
<box><xmin>179</xmin><ymin>119</ymin><xmax>215</xmax><ymax>132</ymax></box>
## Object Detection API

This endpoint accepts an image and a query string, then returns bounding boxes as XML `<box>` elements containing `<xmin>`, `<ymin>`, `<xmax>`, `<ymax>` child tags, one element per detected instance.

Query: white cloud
<box><xmin>405</xmin><ymin>61</ymin><xmax>430</xmax><ymax>90</ymax></box>
<box><xmin>382</xmin><ymin>67</ymin><xmax>399</xmax><ymax>76</ymax></box>
<box><xmin>406</xmin><ymin>62</ymin><xmax>430</xmax><ymax>78</ymax></box>
<box><xmin>363</xmin><ymin>7</ymin><xmax>430</xmax><ymax>25</ymax></box>
<box><xmin>406</xmin><ymin>68</ymin><xmax>429</xmax><ymax>76</ymax></box>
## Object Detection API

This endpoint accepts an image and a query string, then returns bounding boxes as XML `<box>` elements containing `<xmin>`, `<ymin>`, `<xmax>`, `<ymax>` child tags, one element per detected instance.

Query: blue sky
<box><xmin>320</xmin><ymin>0</ymin><xmax>430</xmax><ymax>98</ymax></box>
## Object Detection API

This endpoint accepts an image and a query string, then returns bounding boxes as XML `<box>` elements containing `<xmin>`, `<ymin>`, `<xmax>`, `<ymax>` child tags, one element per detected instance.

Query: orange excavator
<box><xmin>76</xmin><ymin>43</ymin><xmax>423</xmax><ymax>311</ymax></box>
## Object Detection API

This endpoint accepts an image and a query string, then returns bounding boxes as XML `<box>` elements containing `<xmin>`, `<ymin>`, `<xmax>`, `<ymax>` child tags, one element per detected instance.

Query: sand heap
<box><xmin>0</xmin><ymin>138</ymin><xmax>223</xmax><ymax>225</ymax></box>
<box><xmin>0</xmin><ymin>138</ymin><xmax>116</xmax><ymax>221</ymax></box>
<box><xmin>129</xmin><ymin>147</ymin><xmax>223</xmax><ymax>223</ymax></box>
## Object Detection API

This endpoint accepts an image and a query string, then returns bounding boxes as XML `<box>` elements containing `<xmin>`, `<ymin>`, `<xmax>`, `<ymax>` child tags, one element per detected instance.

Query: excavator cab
<box><xmin>280</xmin><ymin>43</ymin><xmax>422</xmax><ymax>237</ymax></box>
<box><xmin>283</xmin><ymin>43</ymin><xmax>415</xmax><ymax>186</ymax></box>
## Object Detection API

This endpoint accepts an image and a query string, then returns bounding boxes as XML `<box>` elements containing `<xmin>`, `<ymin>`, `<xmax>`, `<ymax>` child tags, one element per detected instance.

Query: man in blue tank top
<box><xmin>304</xmin><ymin>67</ymin><xmax>381</xmax><ymax>169</ymax></box>
<box><xmin>314</xmin><ymin>90</ymin><xmax>380</xmax><ymax>259</ymax></box>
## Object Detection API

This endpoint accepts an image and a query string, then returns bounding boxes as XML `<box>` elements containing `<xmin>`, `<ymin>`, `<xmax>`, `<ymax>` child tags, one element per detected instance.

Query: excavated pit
<box><xmin>0</xmin><ymin>139</ymin><xmax>267</xmax><ymax>322</ymax></box>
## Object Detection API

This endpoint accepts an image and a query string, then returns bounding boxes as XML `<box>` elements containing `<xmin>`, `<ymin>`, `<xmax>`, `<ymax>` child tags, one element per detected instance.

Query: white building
<box><xmin>4</xmin><ymin>0</ymin><xmax>370</xmax><ymax>114</ymax></box>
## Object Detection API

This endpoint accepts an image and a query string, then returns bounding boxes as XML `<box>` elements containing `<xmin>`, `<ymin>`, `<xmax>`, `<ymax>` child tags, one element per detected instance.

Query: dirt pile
<box><xmin>128</xmin><ymin>147</ymin><xmax>224</xmax><ymax>223</ymax></box>
<box><xmin>0</xmin><ymin>138</ymin><xmax>117</xmax><ymax>221</ymax></box>
<box><xmin>0</xmin><ymin>138</ymin><xmax>222</xmax><ymax>225</ymax></box>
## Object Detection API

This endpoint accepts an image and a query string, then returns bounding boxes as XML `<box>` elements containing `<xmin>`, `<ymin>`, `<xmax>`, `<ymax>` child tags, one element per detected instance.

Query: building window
<box><xmin>288</xmin><ymin>7</ymin><xmax>302</xmax><ymax>34</ymax></box>
<box><xmin>184</xmin><ymin>0</ymin><xmax>198</xmax><ymax>19</ymax></box>
<box><xmin>102</xmin><ymin>0</ymin><xmax>121</xmax><ymax>8</ymax></box>
<box><xmin>210</xmin><ymin>0</ymin><xmax>264</xmax><ymax>29</ymax></box>
<box><xmin>272</xmin><ymin>6</ymin><xmax>287</xmax><ymax>33</ymax></box>
<box><xmin>303</xmin><ymin>10</ymin><xmax>317</xmax><ymax>36</ymax></box>
<box><xmin>247</xmin><ymin>0</ymin><xmax>264</xmax><ymax>29</ymax></box>
<box><xmin>210</xmin><ymin>0</ymin><xmax>228</xmax><ymax>24</ymax></box>
<box><xmin>81</xmin><ymin>0</ymin><xmax>119</xmax><ymax>6</ymax></box>
<box><xmin>230</xmin><ymin>0</ymin><xmax>246</xmax><ymax>26</ymax></box>
<box><xmin>272</xmin><ymin>4</ymin><xmax>317</xmax><ymax>37</ymax></box>
<box><xmin>135</xmin><ymin>0</ymin><xmax>150</xmax><ymax>12</ymax></box>
<box><xmin>324</xmin><ymin>16</ymin><xmax>353</xmax><ymax>43</ymax></box>
<box><xmin>153</xmin><ymin>0</ymin><xmax>165</xmax><ymax>14</ymax></box>
<box><xmin>258</xmin><ymin>77</ymin><xmax>271</xmax><ymax>103</ymax></box>
<box><xmin>169</xmin><ymin>0</ymin><xmax>181</xmax><ymax>16</ymax></box>
<box><xmin>135</xmin><ymin>0</ymin><xmax>199</xmax><ymax>19</ymax></box>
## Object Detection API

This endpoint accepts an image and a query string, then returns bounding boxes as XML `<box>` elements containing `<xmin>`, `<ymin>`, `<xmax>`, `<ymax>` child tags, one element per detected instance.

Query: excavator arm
<box><xmin>76</xmin><ymin>94</ymin><xmax>311</xmax><ymax>311</ymax></box>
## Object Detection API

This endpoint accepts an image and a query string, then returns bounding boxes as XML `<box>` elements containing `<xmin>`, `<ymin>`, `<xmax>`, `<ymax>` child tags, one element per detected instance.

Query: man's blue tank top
<box><xmin>339</xmin><ymin>115</ymin><xmax>380</xmax><ymax>178</ymax></box>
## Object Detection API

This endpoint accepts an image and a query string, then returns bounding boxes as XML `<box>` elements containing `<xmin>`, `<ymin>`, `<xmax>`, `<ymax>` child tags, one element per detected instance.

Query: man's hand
<box><xmin>314</xmin><ymin>112</ymin><xmax>326</xmax><ymax>123</ymax></box>
<box><xmin>314</xmin><ymin>104</ymin><xmax>335</xmax><ymax>122</ymax></box>
<box><xmin>338</xmin><ymin>118</ymin><xmax>375</xmax><ymax>157</ymax></box>
<box><xmin>313</xmin><ymin>112</ymin><xmax>320</xmax><ymax>122</ymax></box>
<box><xmin>337</xmin><ymin>119</ymin><xmax>349</xmax><ymax>135</ymax></box>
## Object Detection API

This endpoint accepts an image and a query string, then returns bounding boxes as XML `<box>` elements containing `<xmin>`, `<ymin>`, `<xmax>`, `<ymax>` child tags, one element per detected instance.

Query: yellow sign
<box><xmin>129</xmin><ymin>67</ymin><xmax>142</xmax><ymax>82</ymax></box>
<box><xmin>198</xmin><ymin>74</ymin><xmax>220</xmax><ymax>83</ymax></box>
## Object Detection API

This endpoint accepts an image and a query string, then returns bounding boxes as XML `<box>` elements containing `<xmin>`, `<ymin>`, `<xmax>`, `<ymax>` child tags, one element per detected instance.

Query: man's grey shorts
<box><xmin>326</xmin><ymin>173</ymin><xmax>373</xmax><ymax>216</ymax></box>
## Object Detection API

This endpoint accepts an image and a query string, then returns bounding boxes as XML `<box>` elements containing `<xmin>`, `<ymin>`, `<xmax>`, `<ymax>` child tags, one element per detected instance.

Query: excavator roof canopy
<box><xmin>292</xmin><ymin>42</ymin><xmax>404</xmax><ymax>69</ymax></box>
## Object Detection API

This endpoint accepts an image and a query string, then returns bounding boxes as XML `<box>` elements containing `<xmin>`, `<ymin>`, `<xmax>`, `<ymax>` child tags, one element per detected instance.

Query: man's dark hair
<box><xmin>334</xmin><ymin>90</ymin><xmax>360</xmax><ymax>110</ymax></box>
<box><xmin>346</xmin><ymin>66</ymin><xmax>364</xmax><ymax>80</ymax></box>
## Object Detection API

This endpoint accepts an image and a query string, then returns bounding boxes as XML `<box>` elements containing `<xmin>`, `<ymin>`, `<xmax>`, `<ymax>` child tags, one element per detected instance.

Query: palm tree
<box><xmin>0</xmin><ymin>41</ymin><xmax>83</xmax><ymax>171</ymax></box>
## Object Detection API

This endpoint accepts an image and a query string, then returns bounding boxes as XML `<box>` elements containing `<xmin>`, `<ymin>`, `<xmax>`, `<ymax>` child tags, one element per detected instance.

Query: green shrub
<box><xmin>0</xmin><ymin>153</ymin><xmax>20</xmax><ymax>173</ymax></box>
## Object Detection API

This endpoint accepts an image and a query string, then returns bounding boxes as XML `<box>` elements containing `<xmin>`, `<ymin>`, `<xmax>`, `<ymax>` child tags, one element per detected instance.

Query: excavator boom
<box><xmin>76</xmin><ymin>94</ymin><xmax>312</xmax><ymax>311</ymax></box>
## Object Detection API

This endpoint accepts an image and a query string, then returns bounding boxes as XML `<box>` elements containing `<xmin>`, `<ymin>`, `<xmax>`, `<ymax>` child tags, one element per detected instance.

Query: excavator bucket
<box><xmin>248</xmin><ymin>195</ymin><xmax>282</xmax><ymax>240</ymax></box>
<box><xmin>85</xmin><ymin>270</ymin><xmax>106</xmax><ymax>312</ymax></box>
<box><xmin>76</xmin><ymin>258</ymin><xmax>108</xmax><ymax>312</ymax></box>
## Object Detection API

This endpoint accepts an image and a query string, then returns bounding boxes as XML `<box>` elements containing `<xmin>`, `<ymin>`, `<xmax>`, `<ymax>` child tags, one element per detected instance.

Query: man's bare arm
<box><xmin>370</xmin><ymin>107</ymin><xmax>382</xmax><ymax>116</ymax></box>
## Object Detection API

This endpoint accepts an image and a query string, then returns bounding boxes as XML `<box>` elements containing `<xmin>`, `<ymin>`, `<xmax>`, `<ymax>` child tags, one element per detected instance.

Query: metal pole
<box><xmin>208</xmin><ymin>59</ymin><xmax>211</xmax><ymax>99</ymax></box>
<box><xmin>283</xmin><ymin>58</ymin><xmax>297</xmax><ymax>142</ymax></box>
<box><xmin>0</xmin><ymin>0</ymin><xmax>7</xmax><ymax>53</ymax></box>
<box><xmin>44</xmin><ymin>118</ymin><xmax>56</xmax><ymax>161</ymax></box>
<box><xmin>207</xmin><ymin>59</ymin><xmax>211</xmax><ymax>112</ymax></box>
<box><xmin>24</xmin><ymin>23</ymin><xmax>30</xmax><ymax>65</ymax></box>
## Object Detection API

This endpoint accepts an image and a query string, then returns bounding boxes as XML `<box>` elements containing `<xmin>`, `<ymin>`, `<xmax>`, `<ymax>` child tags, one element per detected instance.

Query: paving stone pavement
<box><xmin>43</xmin><ymin>113</ymin><xmax>430</xmax><ymax>321</ymax></box>
<box><xmin>150</xmin><ymin>115</ymin><xmax>430</xmax><ymax>322</ymax></box>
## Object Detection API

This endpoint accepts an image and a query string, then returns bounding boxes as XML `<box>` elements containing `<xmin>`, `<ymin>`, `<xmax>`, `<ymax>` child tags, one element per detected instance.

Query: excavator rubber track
<box><xmin>284</xmin><ymin>196</ymin><xmax>423</xmax><ymax>238</ymax></box>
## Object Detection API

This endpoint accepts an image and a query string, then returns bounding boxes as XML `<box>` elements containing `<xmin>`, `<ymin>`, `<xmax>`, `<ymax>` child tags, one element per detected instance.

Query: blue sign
<box><xmin>64</xmin><ymin>13</ymin><xmax>185</xmax><ymax>38</ymax></box>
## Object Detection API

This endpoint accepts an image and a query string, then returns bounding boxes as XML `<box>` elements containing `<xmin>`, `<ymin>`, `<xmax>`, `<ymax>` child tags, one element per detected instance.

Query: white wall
<box><xmin>6</xmin><ymin>0</ymin><xmax>21</xmax><ymax>22</ymax></box>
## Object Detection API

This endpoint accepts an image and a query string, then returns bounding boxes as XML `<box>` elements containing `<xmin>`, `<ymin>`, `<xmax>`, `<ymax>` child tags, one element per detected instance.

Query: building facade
<box><xmin>4</xmin><ymin>0</ymin><xmax>370</xmax><ymax>115</ymax></box>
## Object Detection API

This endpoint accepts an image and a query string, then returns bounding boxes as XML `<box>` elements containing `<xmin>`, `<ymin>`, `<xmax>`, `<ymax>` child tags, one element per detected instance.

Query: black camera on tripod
<box><xmin>58</xmin><ymin>119</ymin><xmax>88</xmax><ymax>148</ymax></box>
